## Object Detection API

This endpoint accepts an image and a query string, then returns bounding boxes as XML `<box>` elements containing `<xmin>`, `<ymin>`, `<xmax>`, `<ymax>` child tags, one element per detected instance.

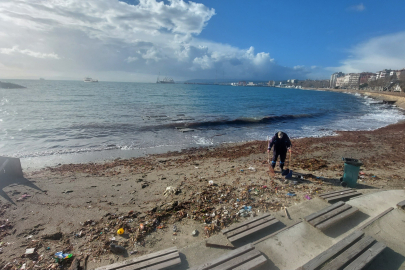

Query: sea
<box><xmin>1</xmin><ymin>80</ymin><xmax>404</xmax><ymax>170</ymax></box>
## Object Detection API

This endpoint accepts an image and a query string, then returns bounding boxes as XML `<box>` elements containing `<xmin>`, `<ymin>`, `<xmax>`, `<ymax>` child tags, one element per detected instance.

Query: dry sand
<box><xmin>0</xmin><ymin>91</ymin><xmax>404</xmax><ymax>270</ymax></box>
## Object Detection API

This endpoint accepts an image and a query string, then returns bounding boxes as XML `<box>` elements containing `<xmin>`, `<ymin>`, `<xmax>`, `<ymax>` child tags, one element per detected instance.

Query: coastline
<box><xmin>307</xmin><ymin>87</ymin><xmax>405</xmax><ymax>110</ymax></box>
<box><xmin>1</xmin><ymin>89</ymin><xmax>405</xmax><ymax>269</ymax></box>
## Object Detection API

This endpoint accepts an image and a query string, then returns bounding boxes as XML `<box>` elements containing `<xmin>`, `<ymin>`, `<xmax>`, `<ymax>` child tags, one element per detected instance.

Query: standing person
<box><xmin>267</xmin><ymin>131</ymin><xmax>292</xmax><ymax>172</ymax></box>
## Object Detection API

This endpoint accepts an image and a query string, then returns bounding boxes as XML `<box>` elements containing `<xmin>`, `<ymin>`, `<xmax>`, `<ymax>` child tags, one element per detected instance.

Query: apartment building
<box><xmin>330</xmin><ymin>72</ymin><xmax>344</xmax><ymax>88</ymax></box>
<box><xmin>396</xmin><ymin>69</ymin><xmax>405</xmax><ymax>78</ymax></box>
<box><xmin>377</xmin><ymin>69</ymin><xmax>391</xmax><ymax>79</ymax></box>
<box><xmin>368</xmin><ymin>75</ymin><xmax>377</xmax><ymax>82</ymax></box>
<box><xmin>359</xmin><ymin>72</ymin><xmax>375</xmax><ymax>84</ymax></box>
<box><xmin>348</xmin><ymin>73</ymin><xmax>360</xmax><ymax>89</ymax></box>
<box><xmin>335</xmin><ymin>73</ymin><xmax>360</xmax><ymax>89</ymax></box>
<box><xmin>336</xmin><ymin>76</ymin><xmax>345</xmax><ymax>88</ymax></box>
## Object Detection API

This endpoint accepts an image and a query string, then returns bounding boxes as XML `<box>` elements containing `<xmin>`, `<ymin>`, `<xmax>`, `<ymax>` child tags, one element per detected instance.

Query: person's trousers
<box><xmin>271</xmin><ymin>150</ymin><xmax>287</xmax><ymax>169</ymax></box>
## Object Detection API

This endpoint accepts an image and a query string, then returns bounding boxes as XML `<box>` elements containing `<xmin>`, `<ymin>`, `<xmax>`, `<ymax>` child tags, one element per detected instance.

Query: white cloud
<box><xmin>327</xmin><ymin>31</ymin><xmax>405</xmax><ymax>73</ymax></box>
<box><xmin>290</xmin><ymin>65</ymin><xmax>328</xmax><ymax>79</ymax></box>
<box><xmin>347</xmin><ymin>3</ymin><xmax>365</xmax><ymax>12</ymax></box>
<box><xmin>192</xmin><ymin>55</ymin><xmax>213</xmax><ymax>70</ymax></box>
<box><xmin>141</xmin><ymin>47</ymin><xmax>165</xmax><ymax>62</ymax></box>
<box><xmin>125</xmin><ymin>56</ymin><xmax>138</xmax><ymax>63</ymax></box>
<box><xmin>0</xmin><ymin>0</ymin><xmax>310</xmax><ymax>81</ymax></box>
<box><xmin>0</xmin><ymin>45</ymin><xmax>60</xmax><ymax>59</ymax></box>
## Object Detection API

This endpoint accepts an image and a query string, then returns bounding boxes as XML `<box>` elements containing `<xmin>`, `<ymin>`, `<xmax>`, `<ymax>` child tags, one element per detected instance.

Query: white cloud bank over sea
<box><xmin>0</xmin><ymin>0</ymin><xmax>403</xmax><ymax>81</ymax></box>
<box><xmin>328</xmin><ymin>31</ymin><xmax>405</xmax><ymax>74</ymax></box>
<box><xmin>0</xmin><ymin>0</ymin><xmax>313</xmax><ymax>81</ymax></box>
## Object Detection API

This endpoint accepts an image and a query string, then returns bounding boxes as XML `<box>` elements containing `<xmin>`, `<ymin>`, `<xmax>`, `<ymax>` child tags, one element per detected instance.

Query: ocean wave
<box><xmin>10</xmin><ymin>145</ymin><xmax>121</xmax><ymax>158</ymax></box>
<box><xmin>193</xmin><ymin>135</ymin><xmax>214</xmax><ymax>145</ymax></box>
<box><xmin>140</xmin><ymin>113</ymin><xmax>322</xmax><ymax>131</ymax></box>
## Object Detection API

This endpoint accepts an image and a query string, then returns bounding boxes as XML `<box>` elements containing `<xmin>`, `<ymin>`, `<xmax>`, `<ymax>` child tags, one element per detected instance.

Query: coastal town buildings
<box><xmin>396</xmin><ymin>69</ymin><xmax>405</xmax><ymax>78</ymax></box>
<box><xmin>359</xmin><ymin>72</ymin><xmax>375</xmax><ymax>84</ymax></box>
<box><xmin>332</xmin><ymin>73</ymin><xmax>360</xmax><ymax>89</ymax></box>
<box><xmin>330</xmin><ymin>72</ymin><xmax>344</xmax><ymax>88</ymax></box>
<box><xmin>376</xmin><ymin>69</ymin><xmax>391</xmax><ymax>79</ymax></box>
<box><xmin>368</xmin><ymin>74</ymin><xmax>377</xmax><ymax>82</ymax></box>
<box><xmin>200</xmin><ymin>66</ymin><xmax>403</xmax><ymax>92</ymax></box>
<box><xmin>335</xmin><ymin>76</ymin><xmax>345</xmax><ymax>88</ymax></box>
<box><xmin>347</xmin><ymin>73</ymin><xmax>360</xmax><ymax>89</ymax></box>
<box><xmin>340</xmin><ymin>74</ymin><xmax>351</xmax><ymax>88</ymax></box>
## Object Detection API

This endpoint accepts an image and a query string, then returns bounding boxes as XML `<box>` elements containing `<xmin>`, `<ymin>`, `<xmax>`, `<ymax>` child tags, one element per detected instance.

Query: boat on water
<box><xmin>156</xmin><ymin>75</ymin><xmax>175</xmax><ymax>84</ymax></box>
<box><xmin>84</xmin><ymin>77</ymin><xmax>98</xmax><ymax>82</ymax></box>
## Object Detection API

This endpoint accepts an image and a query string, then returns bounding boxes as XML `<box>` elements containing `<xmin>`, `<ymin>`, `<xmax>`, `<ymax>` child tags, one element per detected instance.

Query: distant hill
<box><xmin>0</xmin><ymin>81</ymin><xmax>26</xmax><ymax>89</ymax></box>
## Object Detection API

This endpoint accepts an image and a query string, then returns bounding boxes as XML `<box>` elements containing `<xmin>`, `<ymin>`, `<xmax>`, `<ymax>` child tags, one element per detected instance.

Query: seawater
<box><xmin>1</xmin><ymin>80</ymin><xmax>404</xmax><ymax>170</ymax></box>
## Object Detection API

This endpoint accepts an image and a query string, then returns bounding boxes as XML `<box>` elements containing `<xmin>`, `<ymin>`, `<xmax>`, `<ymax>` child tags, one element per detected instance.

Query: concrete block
<box><xmin>0</xmin><ymin>156</ymin><xmax>24</xmax><ymax>178</ymax></box>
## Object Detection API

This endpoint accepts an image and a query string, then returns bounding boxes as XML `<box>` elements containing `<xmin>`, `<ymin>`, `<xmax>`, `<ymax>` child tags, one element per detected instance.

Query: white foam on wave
<box><xmin>330</xmin><ymin>105</ymin><xmax>405</xmax><ymax>132</ymax></box>
<box><xmin>193</xmin><ymin>135</ymin><xmax>214</xmax><ymax>145</ymax></box>
<box><xmin>119</xmin><ymin>145</ymin><xmax>132</xmax><ymax>150</ymax></box>
<box><xmin>289</xmin><ymin>126</ymin><xmax>336</xmax><ymax>139</ymax></box>
<box><xmin>11</xmin><ymin>144</ymin><xmax>122</xmax><ymax>159</ymax></box>
<box><xmin>0</xmin><ymin>98</ymin><xmax>9</xmax><ymax>105</ymax></box>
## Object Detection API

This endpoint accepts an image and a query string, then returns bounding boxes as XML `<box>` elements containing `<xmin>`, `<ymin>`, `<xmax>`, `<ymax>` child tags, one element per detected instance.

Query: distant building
<box><xmin>247</xmin><ymin>82</ymin><xmax>255</xmax><ymax>86</ymax></box>
<box><xmin>347</xmin><ymin>73</ymin><xmax>360</xmax><ymax>89</ymax></box>
<box><xmin>368</xmin><ymin>75</ymin><xmax>377</xmax><ymax>82</ymax></box>
<box><xmin>378</xmin><ymin>69</ymin><xmax>391</xmax><ymax>79</ymax></box>
<box><xmin>238</xmin><ymin>81</ymin><xmax>247</xmax><ymax>86</ymax></box>
<box><xmin>336</xmin><ymin>76</ymin><xmax>345</xmax><ymax>88</ymax></box>
<box><xmin>396</xmin><ymin>69</ymin><xmax>405</xmax><ymax>78</ymax></box>
<box><xmin>342</xmin><ymin>74</ymin><xmax>351</xmax><ymax>87</ymax></box>
<box><xmin>289</xmin><ymin>79</ymin><xmax>297</xmax><ymax>84</ymax></box>
<box><xmin>330</xmin><ymin>72</ymin><xmax>344</xmax><ymax>88</ymax></box>
<box><xmin>335</xmin><ymin>73</ymin><xmax>359</xmax><ymax>89</ymax></box>
<box><xmin>267</xmin><ymin>80</ymin><xmax>275</xmax><ymax>86</ymax></box>
<box><xmin>359</xmin><ymin>72</ymin><xmax>374</xmax><ymax>85</ymax></box>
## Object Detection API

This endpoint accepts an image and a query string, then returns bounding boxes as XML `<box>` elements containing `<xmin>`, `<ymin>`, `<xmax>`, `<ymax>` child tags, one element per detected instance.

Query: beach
<box><xmin>1</xmin><ymin>91</ymin><xmax>405</xmax><ymax>269</ymax></box>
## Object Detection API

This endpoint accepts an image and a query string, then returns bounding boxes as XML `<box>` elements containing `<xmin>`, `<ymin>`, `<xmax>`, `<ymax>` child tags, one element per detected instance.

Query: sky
<box><xmin>0</xmin><ymin>0</ymin><xmax>404</xmax><ymax>82</ymax></box>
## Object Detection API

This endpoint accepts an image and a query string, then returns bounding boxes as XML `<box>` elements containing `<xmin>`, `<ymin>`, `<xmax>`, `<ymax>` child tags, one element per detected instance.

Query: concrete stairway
<box><xmin>176</xmin><ymin>190</ymin><xmax>405</xmax><ymax>270</ymax></box>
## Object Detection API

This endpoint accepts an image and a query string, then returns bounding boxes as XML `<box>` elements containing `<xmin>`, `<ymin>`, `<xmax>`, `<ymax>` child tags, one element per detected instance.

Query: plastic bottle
<box><xmin>54</xmin><ymin>252</ymin><xmax>73</xmax><ymax>262</ymax></box>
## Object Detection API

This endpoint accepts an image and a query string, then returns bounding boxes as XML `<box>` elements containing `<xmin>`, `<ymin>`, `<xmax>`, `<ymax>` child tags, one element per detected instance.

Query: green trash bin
<box><xmin>341</xmin><ymin>158</ymin><xmax>363</xmax><ymax>188</ymax></box>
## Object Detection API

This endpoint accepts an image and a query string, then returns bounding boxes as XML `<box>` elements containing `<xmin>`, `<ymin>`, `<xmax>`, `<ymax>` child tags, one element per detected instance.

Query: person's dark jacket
<box><xmin>268</xmin><ymin>133</ymin><xmax>291</xmax><ymax>153</ymax></box>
